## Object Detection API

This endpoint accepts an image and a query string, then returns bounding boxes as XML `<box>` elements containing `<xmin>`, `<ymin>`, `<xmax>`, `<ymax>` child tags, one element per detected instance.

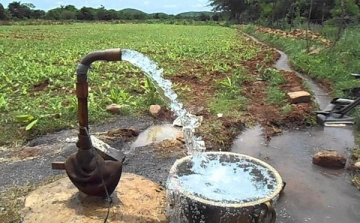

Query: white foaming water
<box><xmin>168</xmin><ymin>154</ymin><xmax>278</xmax><ymax>203</ymax></box>
<box><xmin>121</xmin><ymin>49</ymin><xmax>205</xmax><ymax>154</ymax></box>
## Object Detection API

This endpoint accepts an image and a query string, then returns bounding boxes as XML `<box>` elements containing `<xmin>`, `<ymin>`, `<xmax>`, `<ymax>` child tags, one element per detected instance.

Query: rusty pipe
<box><xmin>76</xmin><ymin>48</ymin><xmax>122</xmax><ymax>150</ymax></box>
<box><xmin>64</xmin><ymin>49</ymin><xmax>124</xmax><ymax>197</ymax></box>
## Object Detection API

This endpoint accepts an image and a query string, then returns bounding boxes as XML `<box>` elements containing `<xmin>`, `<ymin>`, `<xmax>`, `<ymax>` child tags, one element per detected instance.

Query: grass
<box><xmin>241</xmin><ymin>24</ymin><xmax>360</xmax><ymax>97</ymax></box>
<box><xmin>0</xmin><ymin>23</ymin><xmax>262</xmax><ymax>146</ymax></box>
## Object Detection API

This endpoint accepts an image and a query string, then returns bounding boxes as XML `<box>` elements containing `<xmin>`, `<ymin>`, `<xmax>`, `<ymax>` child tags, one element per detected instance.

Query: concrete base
<box><xmin>21</xmin><ymin>173</ymin><xmax>167</xmax><ymax>223</ymax></box>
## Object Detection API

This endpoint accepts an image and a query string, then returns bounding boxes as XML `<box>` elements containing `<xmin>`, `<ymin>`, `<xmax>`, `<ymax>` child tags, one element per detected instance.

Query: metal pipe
<box><xmin>76</xmin><ymin>48</ymin><xmax>122</xmax><ymax>150</ymax></box>
<box><xmin>61</xmin><ymin>49</ymin><xmax>124</xmax><ymax>197</ymax></box>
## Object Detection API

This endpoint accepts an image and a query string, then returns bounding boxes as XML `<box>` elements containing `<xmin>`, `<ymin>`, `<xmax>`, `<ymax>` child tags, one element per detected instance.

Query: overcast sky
<box><xmin>1</xmin><ymin>0</ymin><xmax>213</xmax><ymax>14</ymax></box>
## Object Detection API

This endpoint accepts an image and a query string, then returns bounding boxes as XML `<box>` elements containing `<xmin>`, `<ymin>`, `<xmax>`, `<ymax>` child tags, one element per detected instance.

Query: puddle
<box><xmin>130</xmin><ymin>124</ymin><xmax>181</xmax><ymax>148</ymax></box>
<box><xmin>231</xmin><ymin>125</ymin><xmax>359</xmax><ymax>222</ymax></box>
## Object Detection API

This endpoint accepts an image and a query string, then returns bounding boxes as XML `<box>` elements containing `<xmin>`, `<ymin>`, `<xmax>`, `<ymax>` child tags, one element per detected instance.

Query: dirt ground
<box><xmin>163</xmin><ymin>37</ymin><xmax>314</xmax><ymax>147</ymax></box>
<box><xmin>254</xmin><ymin>26</ymin><xmax>331</xmax><ymax>46</ymax></box>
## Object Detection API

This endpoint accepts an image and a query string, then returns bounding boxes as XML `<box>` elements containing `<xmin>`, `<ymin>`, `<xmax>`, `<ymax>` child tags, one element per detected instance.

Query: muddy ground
<box><xmin>166</xmin><ymin>35</ymin><xmax>314</xmax><ymax>148</ymax></box>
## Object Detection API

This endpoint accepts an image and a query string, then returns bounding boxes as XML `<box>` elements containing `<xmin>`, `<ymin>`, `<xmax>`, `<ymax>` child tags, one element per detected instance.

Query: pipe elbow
<box><xmin>76</xmin><ymin>48</ymin><xmax>122</xmax><ymax>76</ymax></box>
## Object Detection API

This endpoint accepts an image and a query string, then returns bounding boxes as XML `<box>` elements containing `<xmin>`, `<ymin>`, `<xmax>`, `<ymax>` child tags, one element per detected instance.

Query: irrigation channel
<box><xmin>231</xmin><ymin>34</ymin><xmax>360</xmax><ymax>222</ymax></box>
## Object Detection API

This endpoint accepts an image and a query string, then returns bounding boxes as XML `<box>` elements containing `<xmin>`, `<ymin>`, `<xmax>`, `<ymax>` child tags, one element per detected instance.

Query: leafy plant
<box><xmin>266</xmin><ymin>86</ymin><xmax>287</xmax><ymax>106</ymax></box>
<box><xmin>14</xmin><ymin>113</ymin><xmax>61</xmax><ymax>131</ymax></box>
<box><xmin>0</xmin><ymin>93</ymin><xmax>8</xmax><ymax>111</ymax></box>
<box><xmin>109</xmin><ymin>86</ymin><xmax>133</xmax><ymax>105</ymax></box>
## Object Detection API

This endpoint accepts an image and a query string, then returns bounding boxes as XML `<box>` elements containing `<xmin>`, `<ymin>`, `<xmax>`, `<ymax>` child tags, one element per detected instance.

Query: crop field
<box><xmin>0</xmin><ymin>23</ymin><xmax>313</xmax><ymax>148</ymax></box>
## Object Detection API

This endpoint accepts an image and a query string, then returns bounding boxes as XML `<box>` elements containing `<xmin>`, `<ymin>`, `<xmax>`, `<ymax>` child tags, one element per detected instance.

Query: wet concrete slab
<box><xmin>231</xmin><ymin>125</ymin><xmax>360</xmax><ymax>223</ymax></box>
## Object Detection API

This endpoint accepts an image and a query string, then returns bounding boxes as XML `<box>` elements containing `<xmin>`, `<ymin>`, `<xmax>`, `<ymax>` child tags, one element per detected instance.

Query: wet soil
<box><xmin>231</xmin><ymin>125</ymin><xmax>360</xmax><ymax>223</ymax></box>
<box><xmin>166</xmin><ymin>33</ymin><xmax>314</xmax><ymax>149</ymax></box>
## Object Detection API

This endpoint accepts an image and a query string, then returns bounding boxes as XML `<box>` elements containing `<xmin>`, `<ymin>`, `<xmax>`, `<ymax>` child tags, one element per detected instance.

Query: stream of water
<box><xmin>121</xmin><ymin>49</ymin><xmax>206</xmax><ymax>154</ymax></box>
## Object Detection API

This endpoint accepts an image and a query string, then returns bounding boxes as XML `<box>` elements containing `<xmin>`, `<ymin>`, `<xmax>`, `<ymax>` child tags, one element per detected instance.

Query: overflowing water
<box><xmin>166</xmin><ymin>152</ymin><xmax>281</xmax><ymax>222</ymax></box>
<box><xmin>121</xmin><ymin>49</ymin><xmax>205</xmax><ymax>154</ymax></box>
<box><xmin>167</xmin><ymin>153</ymin><xmax>278</xmax><ymax>203</ymax></box>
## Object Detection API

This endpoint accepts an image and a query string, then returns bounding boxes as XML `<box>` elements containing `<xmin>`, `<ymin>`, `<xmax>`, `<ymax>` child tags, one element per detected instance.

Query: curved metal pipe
<box><xmin>76</xmin><ymin>48</ymin><xmax>122</xmax><ymax>149</ymax></box>
<box><xmin>64</xmin><ymin>49</ymin><xmax>124</xmax><ymax>197</ymax></box>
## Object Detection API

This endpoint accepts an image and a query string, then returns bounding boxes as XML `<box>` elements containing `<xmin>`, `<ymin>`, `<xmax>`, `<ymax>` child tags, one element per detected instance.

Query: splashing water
<box><xmin>121</xmin><ymin>49</ymin><xmax>206</xmax><ymax>154</ymax></box>
<box><xmin>168</xmin><ymin>154</ymin><xmax>278</xmax><ymax>203</ymax></box>
<box><xmin>166</xmin><ymin>153</ymin><xmax>281</xmax><ymax>222</ymax></box>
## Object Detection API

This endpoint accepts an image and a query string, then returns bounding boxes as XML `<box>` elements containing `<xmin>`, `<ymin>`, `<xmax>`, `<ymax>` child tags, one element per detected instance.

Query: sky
<box><xmin>1</xmin><ymin>0</ymin><xmax>213</xmax><ymax>14</ymax></box>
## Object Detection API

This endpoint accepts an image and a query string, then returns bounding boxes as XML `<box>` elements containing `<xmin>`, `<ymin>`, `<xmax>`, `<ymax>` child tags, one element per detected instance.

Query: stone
<box><xmin>21</xmin><ymin>173</ymin><xmax>167</xmax><ymax>223</ymax></box>
<box><xmin>287</xmin><ymin>91</ymin><xmax>311</xmax><ymax>104</ymax></box>
<box><xmin>354</xmin><ymin>162</ymin><xmax>360</xmax><ymax>170</ymax></box>
<box><xmin>312</xmin><ymin>150</ymin><xmax>346</xmax><ymax>169</ymax></box>
<box><xmin>149</xmin><ymin>105</ymin><xmax>161</xmax><ymax>117</ymax></box>
<box><xmin>176</xmin><ymin>132</ymin><xmax>185</xmax><ymax>143</ymax></box>
<box><xmin>106</xmin><ymin>104</ymin><xmax>121</xmax><ymax>114</ymax></box>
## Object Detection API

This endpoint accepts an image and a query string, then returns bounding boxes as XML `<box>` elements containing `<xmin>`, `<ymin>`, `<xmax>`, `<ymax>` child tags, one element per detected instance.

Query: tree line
<box><xmin>0</xmin><ymin>1</ymin><xmax>223</xmax><ymax>21</ymax></box>
<box><xmin>209</xmin><ymin>0</ymin><xmax>360</xmax><ymax>26</ymax></box>
<box><xmin>1</xmin><ymin>0</ymin><xmax>359</xmax><ymax>26</ymax></box>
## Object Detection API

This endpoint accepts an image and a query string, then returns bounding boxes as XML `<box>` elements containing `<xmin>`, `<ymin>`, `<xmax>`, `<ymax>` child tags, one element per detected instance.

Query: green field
<box><xmin>0</xmin><ymin>23</ymin><xmax>263</xmax><ymax>146</ymax></box>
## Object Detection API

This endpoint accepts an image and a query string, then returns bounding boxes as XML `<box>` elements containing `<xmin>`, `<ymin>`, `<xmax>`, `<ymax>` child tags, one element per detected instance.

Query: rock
<box><xmin>106</xmin><ymin>104</ymin><xmax>121</xmax><ymax>114</ymax></box>
<box><xmin>176</xmin><ymin>132</ymin><xmax>185</xmax><ymax>143</ymax></box>
<box><xmin>21</xmin><ymin>173</ymin><xmax>167</xmax><ymax>223</ymax></box>
<box><xmin>312</xmin><ymin>150</ymin><xmax>346</xmax><ymax>169</ymax></box>
<box><xmin>287</xmin><ymin>91</ymin><xmax>311</xmax><ymax>104</ymax></box>
<box><xmin>149</xmin><ymin>105</ymin><xmax>161</xmax><ymax>117</ymax></box>
<box><xmin>354</xmin><ymin>162</ymin><xmax>360</xmax><ymax>170</ymax></box>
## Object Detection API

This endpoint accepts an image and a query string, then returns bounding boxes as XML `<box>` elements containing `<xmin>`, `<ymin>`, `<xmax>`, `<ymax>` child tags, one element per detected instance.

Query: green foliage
<box><xmin>1</xmin><ymin>1</ymin><xmax>223</xmax><ymax>22</ymax></box>
<box><xmin>0</xmin><ymin>23</ymin><xmax>260</xmax><ymax>145</ymax></box>
<box><xmin>243</xmin><ymin>24</ymin><xmax>360</xmax><ymax>98</ymax></box>
<box><xmin>266</xmin><ymin>86</ymin><xmax>287</xmax><ymax>106</ymax></box>
<box><xmin>257</xmin><ymin>64</ymin><xmax>286</xmax><ymax>86</ymax></box>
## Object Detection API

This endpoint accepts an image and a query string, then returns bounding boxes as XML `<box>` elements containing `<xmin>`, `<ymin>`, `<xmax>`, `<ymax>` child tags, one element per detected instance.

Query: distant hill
<box><xmin>117</xmin><ymin>8</ymin><xmax>215</xmax><ymax>18</ymax></box>
<box><xmin>177</xmin><ymin>11</ymin><xmax>215</xmax><ymax>17</ymax></box>
<box><xmin>149</xmin><ymin>12</ymin><xmax>169</xmax><ymax>17</ymax></box>
<box><xmin>119</xmin><ymin>8</ymin><xmax>147</xmax><ymax>15</ymax></box>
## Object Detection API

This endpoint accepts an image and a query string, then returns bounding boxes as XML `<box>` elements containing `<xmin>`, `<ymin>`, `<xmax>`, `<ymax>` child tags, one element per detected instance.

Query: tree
<box><xmin>198</xmin><ymin>13</ymin><xmax>211</xmax><ymax>21</ymax></box>
<box><xmin>0</xmin><ymin>3</ymin><xmax>9</xmax><ymax>20</ymax></box>
<box><xmin>209</xmin><ymin>0</ymin><xmax>251</xmax><ymax>21</ymax></box>
<box><xmin>7</xmin><ymin>1</ymin><xmax>32</xmax><ymax>19</ymax></box>
<box><xmin>31</xmin><ymin>9</ymin><xmax>45</xmax><ymax>19</ymax></box>
<box><xmin>76</xmin><ymin>7</ymin><xmax>95</xmax><ymax>20</ymax></box>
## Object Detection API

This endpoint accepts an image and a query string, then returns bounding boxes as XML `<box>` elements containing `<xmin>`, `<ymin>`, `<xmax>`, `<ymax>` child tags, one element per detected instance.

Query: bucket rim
<box><xmin>167</xmin><ymin>151</ymin><xmax>283</xmax><ymax>208</ymax></box>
